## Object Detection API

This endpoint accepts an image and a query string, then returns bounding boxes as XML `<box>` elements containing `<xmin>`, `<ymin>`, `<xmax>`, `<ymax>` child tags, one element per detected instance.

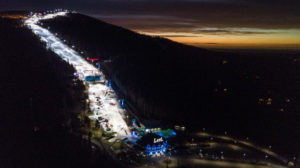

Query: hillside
<box><xmin>1</xmin><ymin>11</ymin><xmax>300</xmax><ymax>160</ymax></box>
<box><xmin>0</xmin><ymin>16</ymin><xmax>121</xmax><ymax>168</ymax></box>
<box><xmin>39</xmin><ymin>13</ymin><xmax>300</xmax><ymax>155</ymax></box>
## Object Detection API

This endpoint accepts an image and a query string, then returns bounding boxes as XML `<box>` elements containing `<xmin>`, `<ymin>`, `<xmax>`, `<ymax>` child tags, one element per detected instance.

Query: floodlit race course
<box><xmin>25</xmin><ymin>11</ymin><xmax>131</xmax><ymax>140</ymax></box>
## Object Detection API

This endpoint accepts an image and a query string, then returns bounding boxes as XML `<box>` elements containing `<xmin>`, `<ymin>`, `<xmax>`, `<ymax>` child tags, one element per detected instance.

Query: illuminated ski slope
<box><xmin>25</xmin><ymin>11</ymin><xmax>131</xmax><ymax>139</ymax></box>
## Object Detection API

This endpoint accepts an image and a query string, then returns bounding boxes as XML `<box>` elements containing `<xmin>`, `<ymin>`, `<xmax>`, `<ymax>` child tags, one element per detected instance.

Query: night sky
<box><xmin>2</xmin><ymin>0</ymin><xmax>300</xmax><ymax>49</ymax></box>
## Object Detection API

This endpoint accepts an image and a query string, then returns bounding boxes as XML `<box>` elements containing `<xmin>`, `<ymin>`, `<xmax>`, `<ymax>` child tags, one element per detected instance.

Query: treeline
<box><xmin>0</xmin><ymin>18</ymin><xmax>122</xmax><ymax>168</ymax></box>
<box><xmin>41</xmin><ymin>13</ymin><xmax>300</xmax><ymax>156</ymax></box>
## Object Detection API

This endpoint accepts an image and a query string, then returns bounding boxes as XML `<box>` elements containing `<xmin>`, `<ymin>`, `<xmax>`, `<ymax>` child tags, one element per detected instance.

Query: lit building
<box><xmin>137</xmin><ymin>133</ymin><xmax>169</xmax><ymax>156</ymax></box>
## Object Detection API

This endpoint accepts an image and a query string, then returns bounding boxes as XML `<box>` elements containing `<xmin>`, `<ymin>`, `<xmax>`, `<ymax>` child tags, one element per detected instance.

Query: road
<box><xmin>195</xmin><ymin>132</ymin><xmax>288</xmax><ymax>164</ymax></box>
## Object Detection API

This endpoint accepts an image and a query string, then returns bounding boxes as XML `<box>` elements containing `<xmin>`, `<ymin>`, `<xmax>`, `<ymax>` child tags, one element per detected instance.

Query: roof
<box><xmin>137</xmin><ymin>133</ymin><xmax>165</xmax><ymax>146</ymax></box>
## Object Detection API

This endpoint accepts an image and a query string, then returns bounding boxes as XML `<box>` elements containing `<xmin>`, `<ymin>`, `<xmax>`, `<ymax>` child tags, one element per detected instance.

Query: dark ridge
<box><xmin>40</xmin><ymin>13</ymin><xmax>300</xmax><ymax>156</ymax></box>
<box><xmin>0</xmin><ymin>10</ymin><xmax>29</xmax><ymax>16</ymax></box>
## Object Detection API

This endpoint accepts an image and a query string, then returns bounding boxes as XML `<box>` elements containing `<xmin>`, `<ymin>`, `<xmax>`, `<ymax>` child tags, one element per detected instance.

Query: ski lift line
<box><xmin>25</xmin><ymin>12</ymin><xmax>131</xmax><ymax>139</ymax></box>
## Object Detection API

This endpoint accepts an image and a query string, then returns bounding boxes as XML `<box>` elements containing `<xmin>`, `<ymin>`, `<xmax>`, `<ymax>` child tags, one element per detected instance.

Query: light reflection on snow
<box><xmin>25</xmin><ymin>11</ymin><xmax>131</xmax><ymax>139</ymax></box>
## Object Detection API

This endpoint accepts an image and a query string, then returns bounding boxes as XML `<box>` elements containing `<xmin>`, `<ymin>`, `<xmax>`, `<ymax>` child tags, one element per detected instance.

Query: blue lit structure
<box><xmin>85</xmin><ymin>75</ymin><xmax>101</xmax><ymax>82</ymax></box>
<box><xmin>132</xmin><ymin>131</ymin><xmax>138</xmax><ymax>138</ymax></box>
<box><xmin>132</xmin><ymin>119</ymin><xmax>136</xmax><ymax>129</ymax></box>
<box><xmin>96</xmin><ymin>62</ymin><xmax>101</xmax><ymax>69</ymax></box>
<box><xmin>137</xmin><ymin>133</ymin><xmax>170</xmax><ymax>156</ymax></box>
<box><xmin>144</xmin><ymin>141</ymin><xmax>168</xmax><ymax>156</ymax></box>
<box><xmin>108</xmin><ymin>80</ymin><xmax>112</xmax><ymax>88</ymax></box>
<box><xmin>121</xmin><ymin>99</ymin><xmax>125</xmax><ymax>109</ymax></box>
<box><xmin>155</xmin><ymin>129</ymin><xmax>176</xmax><ymax>138</ymax></box>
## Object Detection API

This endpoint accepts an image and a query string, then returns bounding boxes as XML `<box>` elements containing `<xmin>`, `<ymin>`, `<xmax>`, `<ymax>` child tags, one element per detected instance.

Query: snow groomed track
<box><xmin>25</xmin><ymin>11</ymin><xmax>131</xmax><ymax>140</ymax></box>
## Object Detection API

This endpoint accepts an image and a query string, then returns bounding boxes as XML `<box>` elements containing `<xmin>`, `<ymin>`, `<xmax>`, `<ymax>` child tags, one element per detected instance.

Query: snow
<box><xmin>25</xmin><ymin>11</ymin><xmax>131</xmax><ymax>139</ymax></box>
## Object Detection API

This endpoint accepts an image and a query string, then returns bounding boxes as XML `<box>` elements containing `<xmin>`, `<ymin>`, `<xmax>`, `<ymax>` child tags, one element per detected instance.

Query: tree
<box><xmin>95</xmin><ymin>119</ymin><xmax>100</xmax><ymax>129</ymax></box>
<box><xmin>84</xmin><ymin>116</ymin><xmax>91</xmax><ymax>128</ymax></box>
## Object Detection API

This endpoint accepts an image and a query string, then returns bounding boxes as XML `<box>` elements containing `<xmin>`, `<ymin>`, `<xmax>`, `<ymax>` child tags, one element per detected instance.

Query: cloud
<box><xmin>160</xmin><ymin>34</ymin><xmax>201</xmax><ymax>37</ymax></box>
<box><xmin>3</xmin><ymin>0</ymin><xmax>300</xmax><ymax>30</ymax></box>
<box><xmin>2</xmin><ymin>0</ymin><xmax>300</xmax><ymax>36</ymax></box>
<box><xmin>193</xmin><ymin>28</ymin><xmax>280</xmax><ymax>35</ymax></box>
<box><xmin>81</xmin><ymin>0</ymin><xmax>300</xmax><ymax>33</ymax></box>
<box><xmin>203</xmin><ymin>43</ymin><xmax>218</xmax><ymax>44</ymax></box>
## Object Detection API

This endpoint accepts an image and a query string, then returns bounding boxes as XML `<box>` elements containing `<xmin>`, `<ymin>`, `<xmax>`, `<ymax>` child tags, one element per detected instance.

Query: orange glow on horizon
<box><xmin>0</xmin><ymin>14</ymin><xmax>26</xmax><ymax>19</ymax></box>
<box><xmin>136</xmin><ymin>30</ymin><xmax>300</xmax><ymax>49</ymax></box>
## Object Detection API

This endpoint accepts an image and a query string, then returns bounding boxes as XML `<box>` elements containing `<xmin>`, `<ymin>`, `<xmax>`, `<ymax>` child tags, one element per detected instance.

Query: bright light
<box><xmin>25</xmin><ymin>11</ymin><xmax>131</xmax><ymax>140</ymax></box>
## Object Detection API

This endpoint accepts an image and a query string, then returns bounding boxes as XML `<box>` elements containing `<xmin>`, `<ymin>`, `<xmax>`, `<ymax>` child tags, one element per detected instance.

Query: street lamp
<box><xmin>243</xmin><ymin>153</ymin><xmax>246</xmax><ymax>159</ymax></box>
<box><xmin>265</xmin><ymin>155</ymin><xmax>268</xmax><ymax>160</ymax></box>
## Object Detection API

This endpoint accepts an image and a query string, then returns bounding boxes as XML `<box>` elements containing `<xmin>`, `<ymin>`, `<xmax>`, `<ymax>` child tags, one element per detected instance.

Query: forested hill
<box><xmin>28</xmin><ymin>12</ymin><xmax>300</xmax><ymax>155</ymax></box>
<box><xmin>40</xmin><ymin>13</ymin><xmax>221</xmax><ymax>120</ymax></box>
